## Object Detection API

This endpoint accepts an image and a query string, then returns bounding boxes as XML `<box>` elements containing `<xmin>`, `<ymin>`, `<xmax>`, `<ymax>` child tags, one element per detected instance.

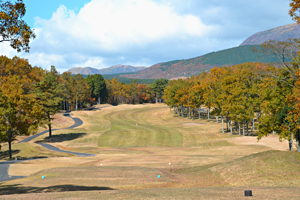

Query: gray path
<box><xmin>38</xmin><ymin>143</ymin><xmax>94</xmax><ymax>157</ymax></box>
<box><xmin>1</xmin><ymin>111</ymin><xmax>94</xmax><ymax>183</ymax></box>
<box><xmin>0</xmin><ymin>158</ymin><xmax>47</xmax><ymax>182</ymax></box>
<box><xmin>0</xmin><ymin>161</ymin><xmax>26</xmax><ymax>182</ymax></box>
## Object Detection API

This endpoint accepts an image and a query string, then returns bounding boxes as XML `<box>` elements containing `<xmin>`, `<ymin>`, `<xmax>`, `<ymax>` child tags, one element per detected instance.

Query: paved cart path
<box><xmin>0</xmin><ymin>111</ymin><xmax>95</xmax><ymax>182</ymax></box>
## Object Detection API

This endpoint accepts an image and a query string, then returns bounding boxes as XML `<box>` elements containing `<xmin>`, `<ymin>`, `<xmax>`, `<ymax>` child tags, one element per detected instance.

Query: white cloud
<box><xmin>0</xmin><ymin>0</ymin><xmax>294</xmax><ymax>73</ymax></box>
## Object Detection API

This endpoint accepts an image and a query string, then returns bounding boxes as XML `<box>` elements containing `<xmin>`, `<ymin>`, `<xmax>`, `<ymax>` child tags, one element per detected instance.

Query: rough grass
<box><xmin>0</xmin><ymin>143</ymin><xmax>73</xmax><ymax>161</ymax></box>
<box><xmin>2</xmin><ymin>104</ymin><xmax>300</xmax><ymax>199</ymax></box>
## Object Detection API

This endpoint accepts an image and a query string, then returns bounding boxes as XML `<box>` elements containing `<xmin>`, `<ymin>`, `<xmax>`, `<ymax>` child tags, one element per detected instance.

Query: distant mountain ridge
<box><xmin>66</xmin><ymin>65</ymin><xmax>146</xmax><ymax>75</ymax></box>
<box><xmin>122</xmin><ymin>23</ymin><xmax>299</xmax><ymax>80</ymax></box>
<box><xmin>121</xmin><ymin>45</ymin><xmax>288</xmax><ymax>79</ymax></box>
<box><xmin>240</xmin><ymin>23</ymin><xmax>300</xmax><ymax>46</ymax></box>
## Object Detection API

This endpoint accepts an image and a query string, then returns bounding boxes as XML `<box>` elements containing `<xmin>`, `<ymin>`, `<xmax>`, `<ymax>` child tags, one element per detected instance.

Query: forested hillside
<box><xmin>121</xmin><ymin>45</ymin><xmax>287</xmax><ymax>79</ymax></box>
<box><xmin>76</xmin><ymin>73</ymin><xmax>157</xmax><ymax>84</ymax></box>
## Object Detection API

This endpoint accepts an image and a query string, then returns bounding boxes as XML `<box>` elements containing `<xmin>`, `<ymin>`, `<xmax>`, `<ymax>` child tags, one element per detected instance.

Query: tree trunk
<box><xmin>181</xmin><ymin>106</ymin><xmax>183</xmax><ymax>118</ymax></box>
<box><xmin>207</xmin><ymin>108</ymin><xmax>210</xmax><ymax>120</ymax></box>
<box><xmin>289</xmin><ymin>128</ymin><xmax>294</xmax><ymax>151</ymax></box>
<box><xmin>156</xmin><ymin>95</ymin><xmax>158</xmax><ymax>103</ymax></box>
<box><xmin>189</xmin><ymin>107</ymin><xmax>191</xmax><ymax>118</ymax></box>
<box><xmin>8</xmin><ymin>140</ymin><xmax>12</xmax><ymax>159</ymax></box>
<box><xmin>243</xmin><ymin>120</ymin><xmax>245</xmax><ymax>137</ymax></box>
<box><xmin>216</xmin><ymin>116</ymin><xmax>218</xmax><ymax>123</ymax></box>
<box><xmin>221</xmin><ymin>115</ymin><xmax>224</xmax><ymax>133</ymax></box>
<box><xmin>98</xmin><ymin>94</ymin><xmax>101</xmax><ymax>104</ymax></box>
<box><xmin>199</xmin><ymin>108</ymin><xmax>201</xmax><ymax>121</ymax></box>
<box><xmin>76</xmin><ymin>95</ymin><xmax>78</xmax><ymax>111</ymax></box>
<box><xmin>226</xmin><ymin>116</ymin><xmax>229</xmax><ymax>132</ymax></box>
<box><xmin>192</xmin><ymin>109</ymin><xmax>194</xmax><ymax>120</ymax></box>
<box><xmin>48</xmin><ymin>112</ymin><xmax>52</xmax><ymax>142</ymax></box>
<box><xmin>159</xmin><ymin>98</ymin><xmax>161</xmax><ymax>103</ymax></box>
<box><xmin>296</xmin><ymin>141</ymin><xmax>300</xmax><ymax>152</ymax></box>
<box><xmin>239</xmin><ymin>122</ymin><xmax>241</xmax><ymax>136</ymax></box>
<box><xmin>230</xmin><ymin>120</ymin><xmax>233</xmax><ymax>135</ymax></box>
<box><xmin>246</xmin><ymin>120</ymin><xmax>249</xmax><ymax>136</ymax></box>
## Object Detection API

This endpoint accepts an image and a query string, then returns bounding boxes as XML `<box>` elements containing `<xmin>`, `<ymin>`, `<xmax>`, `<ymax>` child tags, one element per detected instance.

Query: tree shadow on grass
<box><xmin>0</xmin><ymin>149</ymin><xmax>20</xmax><ymax>160</ymax></box>
<box><xmin>35</xmin><ymin>133</ymin><xmax>86</xmax><ymax>143</ymax></box>
<box><xmin>83</xmin><ymin>107</ymin><xmax>100</xmax><ymax>111</ymax></box>
<box><xmin>0</xmin><ymin>184</ymin><xmax>115</xmax><ymax>195</ymax></box>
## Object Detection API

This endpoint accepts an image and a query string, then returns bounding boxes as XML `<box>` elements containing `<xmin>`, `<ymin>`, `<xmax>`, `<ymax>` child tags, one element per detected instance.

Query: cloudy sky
<box><xmin>0</xmin><ymin>0</ymin><xmax>295</xmax><ymax>73</ymax></box>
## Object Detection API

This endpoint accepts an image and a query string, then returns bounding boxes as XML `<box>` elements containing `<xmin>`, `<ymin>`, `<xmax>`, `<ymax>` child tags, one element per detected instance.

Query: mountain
<box><xmin>240</xmin><ymin>23</ymin><xmax>300</xmax><ymax>46</ymax></box>
<box><xmin>67</xmin><ymin>67</ymin><xmax>100</xmax><ymax>75</ymax></box>
<box><xmin>99</xmin><ymin>65</ymin><xmax>146</xmax><ymax>74</ymax></box>
<box><xmin>66</xmin><ymin>65</ymin><xmax>146</xmax><ymax>75</ymax></box>
<box><xmin>121</xmin><ymin>45</ymin><xmax>287</xmax><ymax>79</ymax></box>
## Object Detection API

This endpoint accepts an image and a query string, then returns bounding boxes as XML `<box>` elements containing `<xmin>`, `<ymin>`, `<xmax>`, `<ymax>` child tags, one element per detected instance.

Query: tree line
<box><xmin>0</xmin><ymin>55</ymin><xmax>169</xmax><ymax>158</ymax></box>
<box><xmin>164</xmin><ymin>56</ymin><xmax>300</xmax><ymax>150</ymax></box>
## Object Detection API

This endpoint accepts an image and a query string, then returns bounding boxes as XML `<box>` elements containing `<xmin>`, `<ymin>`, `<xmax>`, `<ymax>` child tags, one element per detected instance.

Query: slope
<box><xmin>240</xmin><ymin>23</ymin><xmax>300</xmax><ymax>46</ymax></box>
<box><xmin>121</xmin><ymin>45</ymin><xmax>287</xmax><ymax>79</ymax></box>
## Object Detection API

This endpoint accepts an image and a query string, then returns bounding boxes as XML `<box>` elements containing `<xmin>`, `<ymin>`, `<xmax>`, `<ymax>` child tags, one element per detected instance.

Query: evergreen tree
<box><xmin>32</xmin><ymin>66</ymin><xmax>62</xmax><ymax>141</ymax></box>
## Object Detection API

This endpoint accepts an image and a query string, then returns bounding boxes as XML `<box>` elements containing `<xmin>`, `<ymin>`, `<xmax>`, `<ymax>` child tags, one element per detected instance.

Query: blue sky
<box><xmin>1</xmin><ymin>0</ymin><xmax>295</xmax><ymax>73</ymax></box>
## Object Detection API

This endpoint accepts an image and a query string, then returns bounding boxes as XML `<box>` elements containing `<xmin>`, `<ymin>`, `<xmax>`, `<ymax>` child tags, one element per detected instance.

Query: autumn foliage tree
<box><xmin>0</xmin><ymin>0</ymin><xmax>35</xmax><ymax>52</ymax></box>
<box><xmin>0</xmin><ymin>56</ymin><xmax>43</xmax><ymax>158</ymax></box>
<box><xmin>290</xmin><ymin>0</ymin><xmax>300</xmax><ymax>23</ymax></box>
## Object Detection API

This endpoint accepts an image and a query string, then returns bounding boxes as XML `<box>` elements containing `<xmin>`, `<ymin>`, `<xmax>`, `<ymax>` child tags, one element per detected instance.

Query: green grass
<box><xmin>98</xmin><ymin>108</ymin><xmax>183</xmax><ymax>147</ymax></box>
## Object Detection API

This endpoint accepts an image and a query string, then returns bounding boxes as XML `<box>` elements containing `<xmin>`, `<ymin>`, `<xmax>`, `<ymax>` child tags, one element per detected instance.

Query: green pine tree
<box><xmin>32</xmin><ymin>66</ymin><xmax>63</xmax><ymax>141</ymax></box>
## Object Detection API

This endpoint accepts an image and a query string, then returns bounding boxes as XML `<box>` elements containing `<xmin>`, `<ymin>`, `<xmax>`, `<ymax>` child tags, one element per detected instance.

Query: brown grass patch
<box><xmin>2</xmin><ymin>104</ymin><xmax>300</xmax><ymax>198</ymax></box>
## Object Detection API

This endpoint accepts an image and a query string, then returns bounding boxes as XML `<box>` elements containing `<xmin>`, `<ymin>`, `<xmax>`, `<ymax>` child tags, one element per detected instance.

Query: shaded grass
<box><xmin>35</xmin><ymin>132</ymin><xmax>86</xmax><ymax>143</ymax></box>
<box><xmin>2</xmin><ymin>187</ymin><xmax>300</xmax><ymax>200</ymax></box>
<box><xmin>0</xmin><ymin>184</ymin><xmax>114</xmax><ymax>195</ymax></box>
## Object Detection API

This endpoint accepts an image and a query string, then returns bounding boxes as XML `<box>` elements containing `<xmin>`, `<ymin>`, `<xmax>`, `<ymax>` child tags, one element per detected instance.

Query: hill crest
<box><xmin>240</xmin><ymin>23</ymin><xmax>300</xmax><ymax>46</ymax></box>
<box><xmin>66</xmin><ymin>65</ymin><xmax>146</xmax><ymax>75</ymax></box>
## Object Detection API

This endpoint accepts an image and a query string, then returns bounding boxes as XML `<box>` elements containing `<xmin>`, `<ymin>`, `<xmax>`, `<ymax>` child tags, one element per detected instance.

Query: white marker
<box><xmin>169</xmin><ymin>163</ymin><xmax>171</xmax><ymax>165</ymax></box>
<box><xmin>101</xmin><ymin>163</ymin><xmax>103</xmax><ymax>166</ymax></box>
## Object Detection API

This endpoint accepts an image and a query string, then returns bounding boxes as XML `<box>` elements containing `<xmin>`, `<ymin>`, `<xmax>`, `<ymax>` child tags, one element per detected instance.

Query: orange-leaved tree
<box><xmin>0</xmin><ymin>56</ymin><xmax>43</xmax><ymax>158</ymax></box>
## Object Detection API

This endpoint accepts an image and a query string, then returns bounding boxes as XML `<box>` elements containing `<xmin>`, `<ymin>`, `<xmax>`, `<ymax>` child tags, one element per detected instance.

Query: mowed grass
<box><xmin>98</xmin><ymin>108</ymin><xmax>183</xmax><ymax>147</ymax></box>
<box><xmin>2</xmin><ymin>104</ymin><xmax>300</xmax><ymax>199</ymax></box>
